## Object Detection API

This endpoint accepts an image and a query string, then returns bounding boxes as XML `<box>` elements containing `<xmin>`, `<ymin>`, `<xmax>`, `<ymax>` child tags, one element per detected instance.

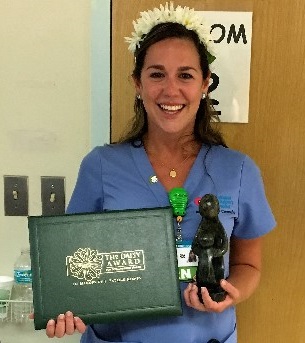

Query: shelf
<box><xmin>0</xmin><ymin>299</ymin><xmax>33</xmax><ymax>323</ymax></box>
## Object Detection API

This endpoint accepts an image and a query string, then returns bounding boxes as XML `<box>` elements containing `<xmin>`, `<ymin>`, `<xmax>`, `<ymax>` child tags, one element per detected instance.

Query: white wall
<box><xmin>0</xmin><ymin>0</ymin><xmax>110</xmax><ymax>341</ymax></box>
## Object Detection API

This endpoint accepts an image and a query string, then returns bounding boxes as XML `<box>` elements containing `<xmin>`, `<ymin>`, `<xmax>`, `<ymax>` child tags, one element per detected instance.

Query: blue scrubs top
<box><xmin>67</xmin><ymin>142</ymin><xmax>276</xmax><ymax>343</ymax></box>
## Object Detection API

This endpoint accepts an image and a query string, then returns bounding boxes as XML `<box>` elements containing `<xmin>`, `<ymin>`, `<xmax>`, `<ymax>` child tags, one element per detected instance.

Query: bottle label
<box><xmin>14</xmin><ymin>269</ymin><xmax>32</xmax><ymax>283</ymax></box>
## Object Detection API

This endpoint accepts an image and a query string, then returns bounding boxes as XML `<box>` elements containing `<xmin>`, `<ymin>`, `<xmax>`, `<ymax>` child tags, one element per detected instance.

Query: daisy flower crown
<box><xmin>125</xmin><ymin>2</ymin><xmax>216</xmax><ymax>64</ymax></box>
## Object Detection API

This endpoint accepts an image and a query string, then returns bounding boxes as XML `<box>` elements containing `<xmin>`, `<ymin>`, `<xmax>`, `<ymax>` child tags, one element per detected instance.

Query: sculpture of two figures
<box><xmin>190</xmin><ymin>194</ymin><xmax>228</xmax><ymax>303</ymax></box>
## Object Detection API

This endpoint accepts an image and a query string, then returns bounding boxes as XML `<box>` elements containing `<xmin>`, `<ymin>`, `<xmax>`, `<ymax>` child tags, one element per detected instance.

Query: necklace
<box><xmin>147</xmin><ymin>151</ymin><xmax>191</xmax><ymax>178</ymax></box>
<box><xmin>162</xmin><ymin>155</ymin><xmax>191</xmax><ymax>178</ymax></box>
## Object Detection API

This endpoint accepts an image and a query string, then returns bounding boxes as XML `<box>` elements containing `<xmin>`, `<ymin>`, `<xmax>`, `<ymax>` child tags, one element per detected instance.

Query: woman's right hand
<box><xmin>46</xmin><ymin>311</ymin><xmax>87</xmax><ymax>338</ymax></box>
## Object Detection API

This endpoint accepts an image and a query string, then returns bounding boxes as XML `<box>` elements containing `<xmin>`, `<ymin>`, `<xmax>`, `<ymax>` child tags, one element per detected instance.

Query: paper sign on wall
<box><xmin>200</xmin><ymin>12</ymin><xmax>253</xmax><ymax>123</ymax></box>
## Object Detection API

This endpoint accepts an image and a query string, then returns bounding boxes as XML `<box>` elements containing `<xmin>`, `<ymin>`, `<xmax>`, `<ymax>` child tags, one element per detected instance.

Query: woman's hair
<box><xmin>118</xmin><ymin>22</ymin><xmax>227</xmax><ymax>147</ymax></box>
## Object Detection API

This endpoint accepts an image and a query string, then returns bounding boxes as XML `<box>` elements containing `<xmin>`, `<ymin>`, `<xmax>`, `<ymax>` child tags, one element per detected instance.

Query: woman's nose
<box><xmin>163</xmin><ymin>77</ymin><xmax>180</xmax><ymax>96</ymax></box>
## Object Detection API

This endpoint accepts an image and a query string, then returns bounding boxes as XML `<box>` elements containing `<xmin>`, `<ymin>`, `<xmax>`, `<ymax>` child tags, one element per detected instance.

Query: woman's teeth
<box><xmin>160</xmin><ymin>104</ymin><xmax>184</xmax><ymax>111</ymax></box>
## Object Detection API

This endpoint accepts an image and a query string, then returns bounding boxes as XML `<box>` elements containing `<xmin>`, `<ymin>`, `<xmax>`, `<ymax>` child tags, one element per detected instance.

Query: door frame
<box><xmin>91</xmin><ymin>0</ymin><xmax>111</xmax><ymax>147</ymax></box>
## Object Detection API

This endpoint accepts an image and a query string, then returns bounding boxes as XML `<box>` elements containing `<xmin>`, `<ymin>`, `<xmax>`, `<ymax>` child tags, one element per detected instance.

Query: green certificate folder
<box><xmin>28</xmin><ymin>207</ymin><xmax>182</xmax><ymax>330</ymax></box>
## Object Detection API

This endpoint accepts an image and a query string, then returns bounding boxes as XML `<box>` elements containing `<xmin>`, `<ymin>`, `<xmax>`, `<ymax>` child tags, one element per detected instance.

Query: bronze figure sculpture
<box><xmin>190</xmin><ymin>194</ymin><xmax>228</xmax><ymax>302</ymax></box>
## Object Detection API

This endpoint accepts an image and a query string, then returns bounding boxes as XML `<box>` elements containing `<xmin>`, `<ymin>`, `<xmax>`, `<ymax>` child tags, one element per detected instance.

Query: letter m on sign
<box><xmin>227</xmin><ymin>24</ymin><xmax>247</xmax><ymax>44</ymax></box>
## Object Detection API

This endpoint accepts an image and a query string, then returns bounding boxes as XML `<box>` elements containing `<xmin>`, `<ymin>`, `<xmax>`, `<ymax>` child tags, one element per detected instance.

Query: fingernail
<box><xmin>47</xmin><ymin>319</ymin><xmax>55</xmax><ymax>325</ymax></box>
<box><xmin>58</xmin><ymin>314</ymin><xmax>65</xmax><ymax>320</ymax></box>
<box><xmin>66</xmin><ymin>311</ymin><xmax>73</xmax><ymax>316</ymax></box>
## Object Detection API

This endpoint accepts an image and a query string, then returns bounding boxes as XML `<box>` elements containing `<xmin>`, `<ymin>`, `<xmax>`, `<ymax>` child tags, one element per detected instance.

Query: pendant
<box><xmin>169</xmin><ymin>169</ymin><xmax>177</xmax><ymax>178</ymax></box>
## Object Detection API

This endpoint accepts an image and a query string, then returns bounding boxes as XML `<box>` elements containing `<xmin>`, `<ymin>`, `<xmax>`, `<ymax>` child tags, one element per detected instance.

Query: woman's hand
<box><xmin>29</xmin><ymin>311</ymin><xmax>86</xmax><ymax>338</ymax></box>
<box><xmin>183</xmin><ymin>280</ymin><xmax>240</xmax><ymax>313</ymax></box>
<box><xmin>184</xmin><ymin>237</ymin><xmax>263</xmax><ymax>313</ymax></box>
<box><xmin>45</xmin><ymin>311</ymin><xmax>87</xmax><ymax>338</ymax></box>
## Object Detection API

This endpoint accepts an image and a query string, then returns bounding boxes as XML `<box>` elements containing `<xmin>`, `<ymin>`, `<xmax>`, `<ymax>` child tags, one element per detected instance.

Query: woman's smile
<box><xmin>158</xmin><ymin>103</ymin><xmax>186</xmax><ymax>115</ymax></box>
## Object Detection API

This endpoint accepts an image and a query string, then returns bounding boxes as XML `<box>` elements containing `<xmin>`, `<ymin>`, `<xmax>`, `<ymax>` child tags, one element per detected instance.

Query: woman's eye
<box><xmin>180</xmin><ymin>73</ymin><xmax>193</xmax><ymax>79</ymax></box>
<box><xmin>150</xmin><ymin>72</ymin><xmax>164</xmax><ymax>78</ymax></box>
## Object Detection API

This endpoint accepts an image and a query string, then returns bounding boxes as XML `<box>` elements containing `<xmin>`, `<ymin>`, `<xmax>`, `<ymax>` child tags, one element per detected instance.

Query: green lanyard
<box><xmin>168</xmin><ymin>187</ymin><xmax>188</xmax><ymax>242</ymax></box>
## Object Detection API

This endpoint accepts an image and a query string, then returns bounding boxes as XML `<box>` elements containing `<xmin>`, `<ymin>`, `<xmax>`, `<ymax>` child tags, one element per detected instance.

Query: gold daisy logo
<box><xmin>67</xmin><ymin>247</ymin><xmax>103</xmax><ymax>281</ymax></box>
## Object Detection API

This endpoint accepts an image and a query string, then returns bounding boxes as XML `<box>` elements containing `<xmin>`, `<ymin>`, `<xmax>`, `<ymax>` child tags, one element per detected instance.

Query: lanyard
<box><xmin>168</xmin><ymin>187</ymin><xmax>188</xmax><ymax>243</ymax></box>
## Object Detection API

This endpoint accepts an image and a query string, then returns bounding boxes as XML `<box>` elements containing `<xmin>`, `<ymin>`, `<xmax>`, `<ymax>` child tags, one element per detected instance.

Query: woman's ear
<box><xmin>132</xmin><ymin>75</ymin><xmax>142</xmax><ymax>95</ymax></box>
<box><xmin>202</xmin><ymin>71</ymin><xmax>211</xmax><ymax>94</ymax></box>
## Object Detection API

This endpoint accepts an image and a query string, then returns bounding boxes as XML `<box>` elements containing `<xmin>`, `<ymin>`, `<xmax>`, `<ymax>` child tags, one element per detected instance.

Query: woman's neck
<box><xmin>143</xmin><ymin>133</ymin><xmax>200</xmax><ymax>159</ymax></box>
<box><xmin>142</xmin><ymin>134</ymin><xmax>201</xmax><ymax>191</ymax></box>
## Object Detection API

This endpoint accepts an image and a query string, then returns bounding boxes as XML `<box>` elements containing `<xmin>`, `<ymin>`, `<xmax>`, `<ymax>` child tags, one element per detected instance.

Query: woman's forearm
<box><xmin>227</xmin><ymin>263</ymin><xmax>261</xmax><ymax>304</ymax></box>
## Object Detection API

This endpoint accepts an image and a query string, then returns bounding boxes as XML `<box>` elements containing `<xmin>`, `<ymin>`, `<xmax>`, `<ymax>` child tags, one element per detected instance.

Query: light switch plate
<box><xmin>4</xmin><ymin>175</ymin><xmax>29</xmax><ymax>216</ymax></box>
<box><xmin>41</xmin><ymin>176</ymin><xmax>65</xmax><ymax>216</ymax></box>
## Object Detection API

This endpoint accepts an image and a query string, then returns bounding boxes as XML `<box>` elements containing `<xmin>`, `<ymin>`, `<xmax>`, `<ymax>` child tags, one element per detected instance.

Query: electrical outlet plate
<box><xmin>4</xmin><ymin>175</ymin><xmax>29</xmax><ymax>216</ymax></box>
<box><xmin>41</xmin><ymin>176</ymin><xmax>65</xmax><ymax>216</ymax></box>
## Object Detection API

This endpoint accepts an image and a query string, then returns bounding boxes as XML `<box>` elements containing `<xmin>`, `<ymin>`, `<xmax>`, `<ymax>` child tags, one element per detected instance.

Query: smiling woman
<box><xmin>121</xmin><ymin>20</ymin><xmax>226</xmax><ymax>147</ymax></box>
<box><xmin>43</xmin><ymin>2</ymin><xmax>276</xmax><ymax>342</ymax></box>
<box><xmin>134</xmin><ymin>38</ymin><xmax>208</xmax><ymax>139</ymax></box>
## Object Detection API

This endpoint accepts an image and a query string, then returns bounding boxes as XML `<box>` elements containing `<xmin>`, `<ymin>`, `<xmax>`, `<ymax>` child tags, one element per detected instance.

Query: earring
<box><xmin>136</xmin><ymin>94</ymin><xmax>141</xmax><ymax>100</ymax></box>
<box><xmin>202</xmin><ymin>93</ymin><xmax>206</xmax><ymax>99</ymax></box>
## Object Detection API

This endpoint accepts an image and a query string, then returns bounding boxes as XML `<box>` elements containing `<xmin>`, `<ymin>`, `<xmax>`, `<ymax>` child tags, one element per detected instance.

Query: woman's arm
<box><xmin>184</xmin><ymin>236</ymin><xmax>262</xmax><ymax>312</ymax></box>
<box><xmin>226</xmin><ymin>236</ymin><xmax>262</xmax><ymax>304</ymax></box>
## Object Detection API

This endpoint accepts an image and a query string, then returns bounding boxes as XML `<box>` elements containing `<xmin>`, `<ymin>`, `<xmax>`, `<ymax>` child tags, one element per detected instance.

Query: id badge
<box><xmin>176</xmin><ymin>240</ymin><xmax>198</xmax><ymax>282</ymax></box>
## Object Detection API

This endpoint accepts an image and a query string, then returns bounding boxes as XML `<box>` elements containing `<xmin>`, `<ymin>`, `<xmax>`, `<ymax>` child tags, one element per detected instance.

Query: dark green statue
<box><xmin>190</xmin><ymin>194</ymin><xmax>228</xmax><ymax>302</ymax></box>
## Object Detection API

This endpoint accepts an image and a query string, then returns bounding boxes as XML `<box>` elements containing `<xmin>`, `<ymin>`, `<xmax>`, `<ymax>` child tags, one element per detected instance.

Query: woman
<box><xmin>45</xmin><ymin>3</ymin><xmax>276</xmax><ymax>342</ymax></box>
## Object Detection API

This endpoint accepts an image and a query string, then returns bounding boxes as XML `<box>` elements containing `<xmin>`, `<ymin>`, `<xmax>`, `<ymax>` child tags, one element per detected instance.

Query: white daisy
<box><xmin>125</xmin><ymin>2</ymin><xmax>216</xmax><ymax>63</ymax></box>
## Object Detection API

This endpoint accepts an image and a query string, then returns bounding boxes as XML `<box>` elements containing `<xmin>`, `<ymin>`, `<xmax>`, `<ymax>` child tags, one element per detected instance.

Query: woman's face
<box><xmin>134</xmin><ymin>38</ymin><xmax>210</xmax><ymax>137</ymax></box>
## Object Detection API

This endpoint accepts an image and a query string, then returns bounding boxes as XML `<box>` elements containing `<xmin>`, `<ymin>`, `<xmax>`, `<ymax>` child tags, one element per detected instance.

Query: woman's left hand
<box><xmin>183</xmin><ymin>280</ymin><xmax>240</xmax><ymax>313</ymax></box>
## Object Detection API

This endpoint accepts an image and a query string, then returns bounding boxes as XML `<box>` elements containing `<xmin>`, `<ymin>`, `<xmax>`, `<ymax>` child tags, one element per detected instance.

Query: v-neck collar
<box><xmin>129</xmin><ymin>142</ymin><xmax>210</xmax><ymax>206</ymax></box>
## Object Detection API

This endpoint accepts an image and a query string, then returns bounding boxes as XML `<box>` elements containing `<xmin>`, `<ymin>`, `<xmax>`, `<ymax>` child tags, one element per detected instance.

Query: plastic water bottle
<box><xmin>11</xmin><ymin>248</ymin><xmax>33</xmax><ymax>322</ymax></box>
